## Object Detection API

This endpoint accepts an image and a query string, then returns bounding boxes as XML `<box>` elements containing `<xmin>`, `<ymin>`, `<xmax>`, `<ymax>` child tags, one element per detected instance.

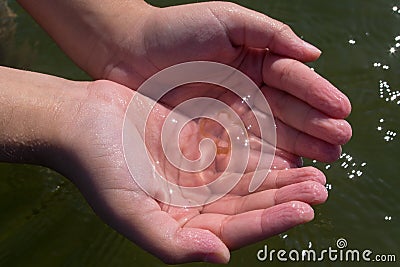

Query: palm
<box><xmin>59</xmin><ymin>80</ymin><xmax>329</xmax><ymax>263</ymax></box>
<box><xmin>139</xmin><ymin>78</ymin><xmax>331</xmax><ymax>241</ymax></box>
<box><xmin>62</xmin><ymin>2</ymin><xmax>352</xmax><ymax>263</ymax></box>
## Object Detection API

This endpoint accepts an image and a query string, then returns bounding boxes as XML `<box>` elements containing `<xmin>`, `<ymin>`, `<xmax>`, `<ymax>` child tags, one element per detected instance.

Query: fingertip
<box><xmin>272</xmin><ymin>40</ymin><xmax>321</xmax><ymax>63</ymax></box>
<box><xmin>335</xmin><ymin>120</ymin><xmax>353</xmax><ymax>145</ymax></box>
<box><xmin>314</xmin><ymin>144</ymin><xmax>342</xmax><ymax>163</ymax></box>
<box><xmin>301</xmin><ymin>40</ymin><xmax>322</xmax><ymax>62</ymax></box>
<box><xmin>261</xmin><ymin>201</ymin><xmax>314</xmax><ymax>236</ymax></box>
<box><xmin>276</xmin><ymin>181</ymin><xmax>328</xmax><ymax>206</ymax></box>
<box><xmin>174</xmin><ymin>228</ymin><xmax>230</xmax><ymax>264</ymax></box>
<box><xmin>309</xmin><ymin>182</ymin><xmax>329</xmax><ymax>205</ymax></box>
<box><xmin>329</xmin><ymin>93</ymin><xmax>352</xmax><ymax>119</ymax></box>
<box><xmin>341</xmin><ymin>94</ymin><xmax>352</xmax><ymax>118</ymax></box>
<box><xmin>204</xmin><ymin>245</ymin><xmax>231</xmax><ymax>264</ymax></box>
<box><xmin>289</xmin><ymin>201</ymin><xmax>315</xmax><ymax>222</ymax></box>
<box><xmin>327</xmin><ymin>145</ymin><xmax>342</xmax><ymax>163</ymax></box>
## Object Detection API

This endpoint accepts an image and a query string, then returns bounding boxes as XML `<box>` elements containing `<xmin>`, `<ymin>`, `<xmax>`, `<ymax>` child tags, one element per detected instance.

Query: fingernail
<box><xmin>303</xmin><ymin>40</ymin><xmax>322</xmax><ymax>55</ymax></box>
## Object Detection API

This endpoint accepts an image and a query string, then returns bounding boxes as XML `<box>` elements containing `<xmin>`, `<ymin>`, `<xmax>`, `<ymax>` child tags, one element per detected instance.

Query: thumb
<box><xmin>128</xmin><ymin>209</ymin><xmax>231</xmax><ymax>264</ymax></box>
<box><xmin>94</xmin><ymin>192</ymin><xmax>231</xmax><ymax>264</ymax></box>
<box><xmin>208</xmin><ymin>3</ymin><xmax>321</xmax><ymax>62</ymax></box>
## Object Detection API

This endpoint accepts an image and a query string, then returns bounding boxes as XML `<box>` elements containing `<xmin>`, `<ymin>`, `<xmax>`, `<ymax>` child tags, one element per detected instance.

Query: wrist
<box><xmin>89</xmin><ymin>2</ymin><xmax>158</xmax><ymax>82</ymax></box>
<box><xmin>17</xmin><ymin>0</ymin><xmax>156</xmax><ymax>80</ymax></box>
<box><xmin>0</xmin><ymin>66</ymin><xmax>88</xmax><ymax>167</ymax></box>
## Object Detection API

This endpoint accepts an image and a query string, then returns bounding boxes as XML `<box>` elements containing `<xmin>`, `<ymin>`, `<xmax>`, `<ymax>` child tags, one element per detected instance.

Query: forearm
<box><xmin>0</xmin><ymin>66</ymin><xmax>84</xmax><ymax>166</ymax></box>
<box><xmin>16</xmin><ymin>0</ymin><xmax>153</xmax><ymax>79</ymax></box>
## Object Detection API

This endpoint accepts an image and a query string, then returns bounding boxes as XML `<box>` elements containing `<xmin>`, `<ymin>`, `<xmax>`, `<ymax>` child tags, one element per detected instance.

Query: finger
<box><xmin>230</xmin><ymin>166</ymin><xmax>326</xmax><ymax>195</ymax></box>
<box><xmin>203</xmin><ymin>180</ymin><xmax>327</xmax><ymax>214</ymax></box>
<box><xmin>185</xmin><ymin>201</ymin><xmax>314</xmax><ymax>249</ymax></box>
<box><xmin>215</xmin><ymin>145</ymin><xmax>300</xmax><ymax>173</ymax></box>
<box><xmin>262</xmin><ymin>85</ymin><xmax>352</xmax><ymax>145</ymax></box>
<box><xmin>262</xmin><ymin>54</ymin><xmax>352</xmax><ymax>119</ymax></box>
<box><xmin>275</xmin><ymin>118</ymin><xmax>342</xmax><ymax>162</ymax></box>
<box><xmin>209</xmin><ymin>3</ymin><xmax>321</xmax><ymax>61</ymax></box>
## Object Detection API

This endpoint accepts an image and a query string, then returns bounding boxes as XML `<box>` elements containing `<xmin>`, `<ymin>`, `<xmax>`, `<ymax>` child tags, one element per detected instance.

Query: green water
<box><xmin>0</xmin><ymin>0</ymin><xmax>399</xmax><ymax>266</ymax></box>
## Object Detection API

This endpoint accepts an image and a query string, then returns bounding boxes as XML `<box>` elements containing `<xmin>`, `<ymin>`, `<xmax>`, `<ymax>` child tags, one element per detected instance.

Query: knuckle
<box><xmin>277</xmin><ymin>23</ymin><xmax>292</xmax><ymax>35</ymax></box>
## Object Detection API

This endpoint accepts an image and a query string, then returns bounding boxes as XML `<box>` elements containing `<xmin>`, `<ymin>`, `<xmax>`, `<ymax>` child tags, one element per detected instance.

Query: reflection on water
<box><xmin>377</xmin><ymin>117</ymin><xmax>397</xmax><ymax>142</ymax></box>
<box><xmin>1</xmin><ymin>0</ymin><xmax>399</xmax><ymax>266</ymax></box>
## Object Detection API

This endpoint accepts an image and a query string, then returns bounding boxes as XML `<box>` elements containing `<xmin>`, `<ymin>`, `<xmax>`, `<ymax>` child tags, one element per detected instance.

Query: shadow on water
<box><xmin>0</xmin><ymin>0</ymin><xmax>399</xmax><ymax>266</ymax></box>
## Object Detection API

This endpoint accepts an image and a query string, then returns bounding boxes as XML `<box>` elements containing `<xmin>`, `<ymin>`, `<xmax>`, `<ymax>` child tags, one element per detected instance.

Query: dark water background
<box><xmin>0</xmin><ymin>0</ymin><xmax>399</xmax><ymax>266</ymax></box>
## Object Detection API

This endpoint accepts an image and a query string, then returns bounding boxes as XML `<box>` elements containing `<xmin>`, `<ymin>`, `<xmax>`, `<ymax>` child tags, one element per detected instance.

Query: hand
<box><xmin>100</xmin><ymin>2</ymin><xmax>352</xmax><ymax>162</ymax></box>
<box><xmin>17</xmin><ymin>0</ymin><xmax>352</xmax><ymax>161</ymax></box>
<box><xmin>52</xmin><ymin>79</ymin><xmax>328</xmax><ymax>264</ymax></box>
<box><xmin>10</xmin><ymin>1</ymin><xmax>353</xmax><ymax>263</ymax></box>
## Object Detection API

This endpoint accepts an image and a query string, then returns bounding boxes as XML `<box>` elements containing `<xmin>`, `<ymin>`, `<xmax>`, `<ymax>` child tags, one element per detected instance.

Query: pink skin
<box><xmin>99</xmin><ymin>3</ymin><xmax>352</xmax><ymax>163</ymax></box>
<box><xmin>11</xmin><ymin>1</ymin><xmax>352</xmax><ymax>264</ymax></box>
<box><xmin>51</xmin><ymin>80</ymin><xmax>329</xmax><ymax>264</ymax></box>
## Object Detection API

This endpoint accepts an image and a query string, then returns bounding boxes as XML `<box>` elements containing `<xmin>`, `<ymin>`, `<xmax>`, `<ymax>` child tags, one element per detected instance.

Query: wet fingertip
<box><xmin>302</xmin><ymin>40</ymin><xmax>322</xmax><ymax>60</ymax></box>
<box><xmin>290</xmin><ymin>201</ymin><xmax>314</xmax><ymax>221</ymax></box>
<box><xmin>204</xmin><ymin>246</ymin><xmax>231</xmax><ymax>264</ymax></box>
<box><xmin>335</xmin><ymin>120</ymin><xmax>353</xmax><ymax>145</ymax></box>
<box><xmin>337</xmin><ymin>94</ymin><xmax>352</xmax><ymax>118</ymax></box>
<box><xmin>302</xmin><ymin>167</ymin><xmax>327</xmax><ymax>185</ymax></box>
<box><xmin>311</xmin><ymin>182</ymin><xmax>329</xmax><ymax>204</ymax></box>
<box><xmin>319</xmin><ymin>144</ymin><xmax>342</xmax><ymax>163</ymax></box>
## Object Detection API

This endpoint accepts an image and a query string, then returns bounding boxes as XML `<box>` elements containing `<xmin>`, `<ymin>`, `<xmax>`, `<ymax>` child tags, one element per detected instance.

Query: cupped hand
<box><xmin>99</xmin><ymin>2</ymin><xmax>352</xmax><ymax>162</ymax></box>
<box><xmin>55</xmin><ymin>80</ymin><xmax>328</xmax><ymax>264</ymax></box>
